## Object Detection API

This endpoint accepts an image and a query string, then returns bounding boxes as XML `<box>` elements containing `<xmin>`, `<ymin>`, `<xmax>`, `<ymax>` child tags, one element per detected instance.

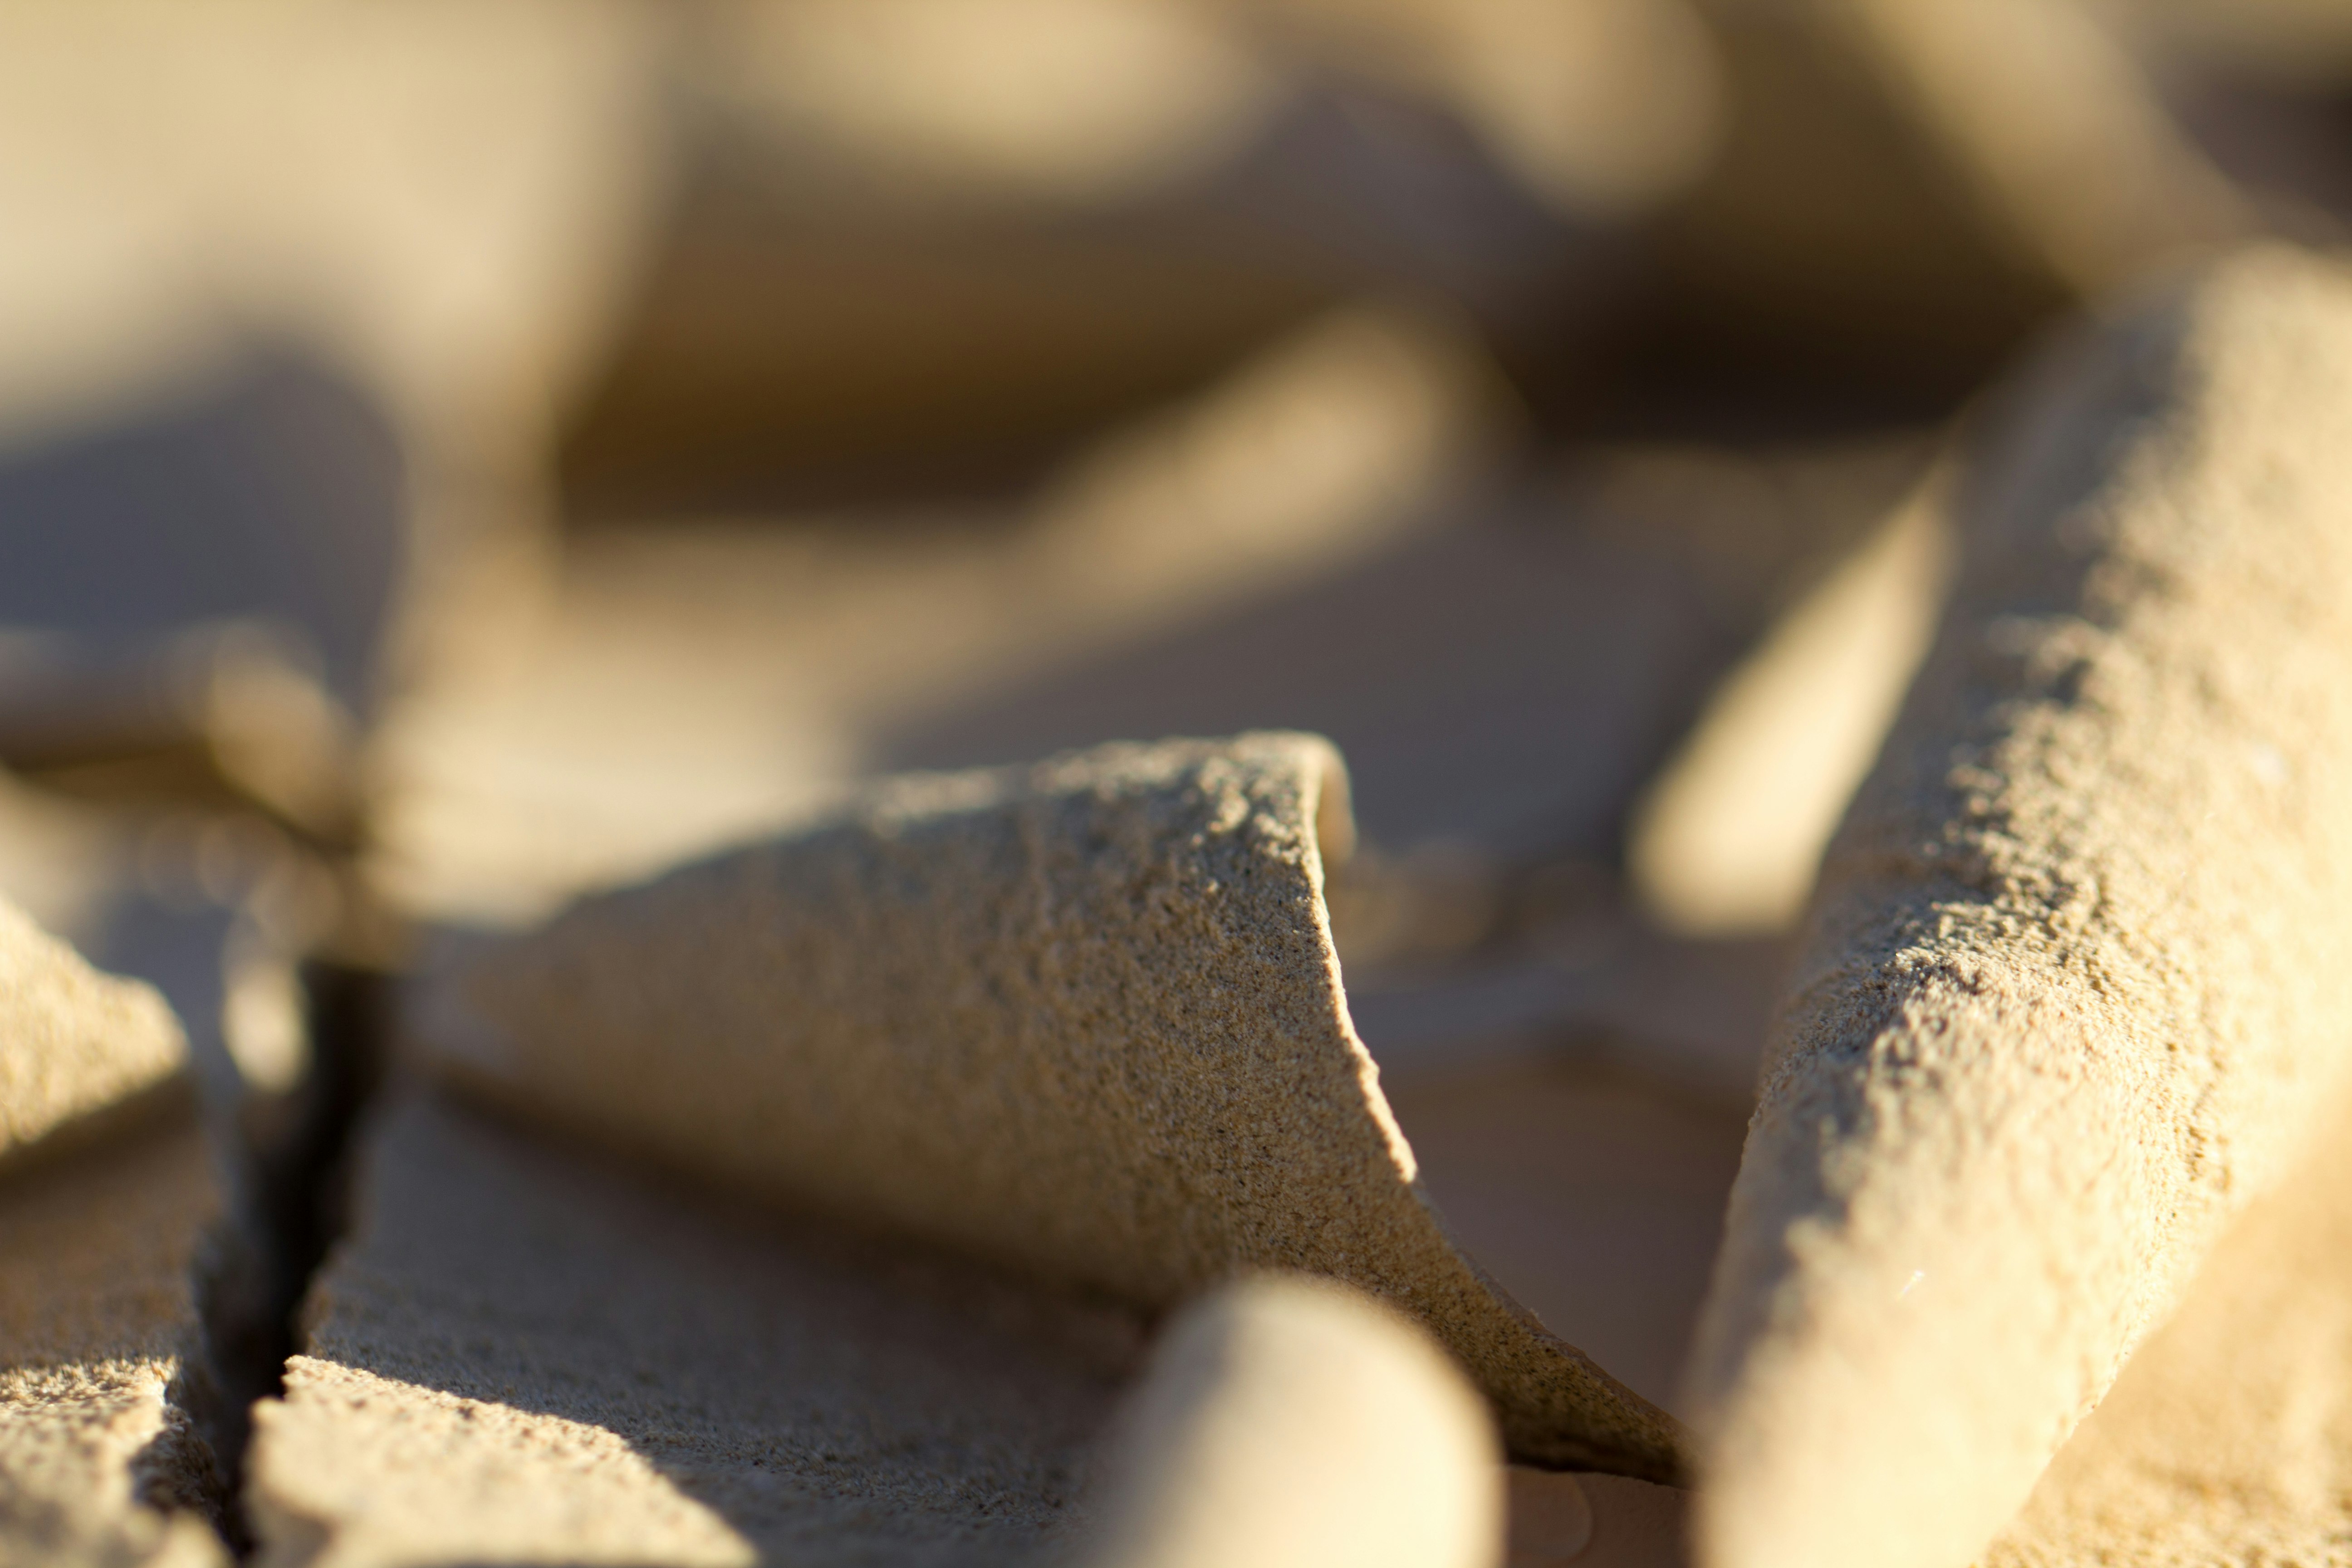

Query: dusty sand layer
<box><xmin>427</xmin><ymin>731</ymin><xmax>1682</xmax><ymax>1476</ymax></box>
<box><xmin>1687</xmin><ymin>245</ymin><xmax>2352</xmax><ymax>1568</ymax></box>
<box><xmin>0</xmin><ymin>1117</ymin><xmax>224</xmax><ymax>1568</ymax></box>
<box><xmin>247</xmin><ymin>1093</ymin><xmax>1154</xmax><ymax>1568</ymax></box>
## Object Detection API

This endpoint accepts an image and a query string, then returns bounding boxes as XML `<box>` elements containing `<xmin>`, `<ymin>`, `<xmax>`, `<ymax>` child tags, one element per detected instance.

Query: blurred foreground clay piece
<box><xmin>0</xmin><ymin>898</ymin><xmax>224</xmax><ymax>1566</ymax></box>
<box><xmin>1075</xmin><ymin>1272</ymin><xmax>1689</xmax><ymax>1568</ymax></box>
<box><xmin>1067</xmin><ymin>1274</ymin><xmax>1502</xmax><ymax>1568</ymax></box>
<box><xmin>1686</xmin><ymin>245</ymin><xmax>2352</xmax><ymax>1568</ymax></box>
<box><xmin>422</xmin><ymin>732</ymin><xmax>1684</xmax><ymax>1478</ymax></box>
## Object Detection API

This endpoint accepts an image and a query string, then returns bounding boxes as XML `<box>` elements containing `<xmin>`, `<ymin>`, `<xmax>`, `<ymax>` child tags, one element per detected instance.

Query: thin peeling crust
<box><xmin>428</xmin><ymin>730</ymin><xmax>1685</xmax><ymax>1479</ymax></box>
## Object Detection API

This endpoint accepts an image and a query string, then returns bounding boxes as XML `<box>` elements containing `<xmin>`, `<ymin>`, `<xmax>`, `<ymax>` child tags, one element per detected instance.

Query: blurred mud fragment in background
<box><xmin>557</xmin><ymin>0</ymin><xmax>1725</xmax><ymax>517</ymax></box>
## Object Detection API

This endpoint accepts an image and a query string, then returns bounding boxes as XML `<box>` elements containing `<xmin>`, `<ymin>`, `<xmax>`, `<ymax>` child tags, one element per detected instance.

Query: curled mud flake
<box><xmin>427</xmin><ymin>732</ymin><xmax>1685</xmax><ymax>1480</ymax></box>
<box><xmin>1689</xmin><ymin>249</ymin><xmax>2352</xmax><ymax>1568</ymax></box>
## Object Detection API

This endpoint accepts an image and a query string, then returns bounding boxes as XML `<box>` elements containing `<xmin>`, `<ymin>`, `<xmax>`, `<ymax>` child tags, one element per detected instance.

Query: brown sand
<box><xmin>247</xmin><ymin>1090</ymin><xmax>1152</xmax><ymax>1568</ymax></box>
<box><xmin>1685</xmin><ymin>245</ymin><xmax>2352</xmax><ymax>1568</ymax></box>
<box><xmin>0</xmin><ymin>1117</ymin><xmax>224</xmax><ymax>1568</ymax></box>
<box><xmin>421</xmin><ymin>731</ymin><xmax>1683</xmax><ymax>1478</ymax></box>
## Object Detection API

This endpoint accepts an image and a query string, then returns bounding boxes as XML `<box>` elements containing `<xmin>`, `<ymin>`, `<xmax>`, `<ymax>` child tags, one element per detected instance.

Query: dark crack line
<box><xmin>181</xmin><ymin>957</ymin><xmax>392</xmax><ymax>1558</ymax></box>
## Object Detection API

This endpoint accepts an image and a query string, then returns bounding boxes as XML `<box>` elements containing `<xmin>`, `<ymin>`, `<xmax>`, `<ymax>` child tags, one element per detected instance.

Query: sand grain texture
<box><xmin>1984</xmin><ymin>1081</ymin><xmax>2352</xmax><ymax>1564</ymax></box>
<box><xmin>1686</xmin><ymin>244</ymin><xmax>2352</xmax><ymax>1568</ymax></box>
<box><xmin>0</xmin><ymin>898</ymin><xmax>188</xmax><ymax>1172</ymax></box>
<box><xmin>0</xmin><ymin>1124</ymin><xmax>225</xmax><ymax>1568</ymax></box>
<box><xmin>426</xmin><ymin>732</ymin><xmax>1683</xmax><ymax>1478</ymax></box>
<box><xmin>0</xmin><ymin>896</ymin><xmax>222</xmax><ymax>1567</ymax></box>
<box><xmin>247</xmin><ymin>1092</ymin><xmax>1155</xmax><ymax>1568</ymax></box>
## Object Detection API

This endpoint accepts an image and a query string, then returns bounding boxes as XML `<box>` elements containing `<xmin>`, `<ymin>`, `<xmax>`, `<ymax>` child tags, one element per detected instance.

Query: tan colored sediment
<box><xmin>246</xmin><ymin>1092</ymin><xmax>1152</xmax><ymax>1568</ymax></box>
<box><xmin>422</xmin><ymin>731</ymin><xmax>1683</xmax><ymax>1478</ymax></box>
<box><xmin>1</xmin><ymin>1117</ymin><xmax>224</xmax><ymax>1568</ymax></box>
<box><xmin>1685</xmin><ymin>245</ymin><xmax>2352</xmax><ymax>1568</ymax></box>
<box><xmin>0</xmin><ymin>892</ymin><xmax>219</xmax><ymax>1566</ymax></box>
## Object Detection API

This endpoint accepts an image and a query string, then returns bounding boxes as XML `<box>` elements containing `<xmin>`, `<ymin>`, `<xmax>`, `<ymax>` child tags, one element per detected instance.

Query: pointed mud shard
<box><xmin>0</xmin><ymin>897</ymin><xmax>189</xmax><ymax>1171</ymax></box>
<box><xmin>1685</xmin><ymin>245</ymin><xmax>2352</xmax><ymax>1568</ymax></box>
<box><xmin>0</xmin><ymin>894</ymin><xmax>227</xmax><ymax>1565</ymax></box>
<box><xmin>421</xmin><ymin>731</ymin><xmax>1684</xmax><ymax>1480</ymax></box>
